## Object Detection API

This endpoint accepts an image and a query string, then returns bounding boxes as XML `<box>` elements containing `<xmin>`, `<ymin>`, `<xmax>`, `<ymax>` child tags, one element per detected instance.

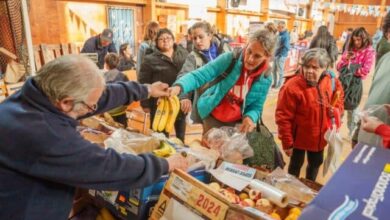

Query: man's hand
<box><xmin>180</xmin><ymin>99</ymin><xmax>192</xmax><ymax>114</ymax></box>
<box><xmin>166</xmin><ymin>153</ymin><xmax>189</xmax><ymax>172</ymax></box>
<box><xmin>239</xmin><ymin>117</ymin><xmax>256</xmax><ymax>133</ymax></box>
<box><xmin>168</xmin><ymin>86</ymin><xmax>181</xmax><ymax>97</ymax></box>
<box><xmin>148</xmin><ymin>82</ymin><xmax>169</xmax><ymax>98</ymax></box>
<box><xmin>361</xmin><ymin>115</ymin><xmax>384</xmax><ymax>133</ymax></box>
<box><xmin>284</xmin><ymin>148</ymin><xmax>293</xmax><ymax>157</ymax></box>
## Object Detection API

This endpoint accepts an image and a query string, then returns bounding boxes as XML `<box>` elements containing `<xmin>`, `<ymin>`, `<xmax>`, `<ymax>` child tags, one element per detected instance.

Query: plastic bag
<box><xmin>203</xmin><ymin>127</ymin><xmax>254</xmax><ymax>164</ymax></box>
<box><xmin>104</xmin><ymin>129</ymin><xmax>160</xmax><ymax>154</ymax></box>
<box><xmin>357</xmin><ymin>105</ymin><xmax>389</xmax><ymax>147</ymax></box>
<box><xmin>323</xmin><ymin>124</ymin><xmax>343</xmax><ymax>176</ymax></box>
<box><xmin>266</xmin><ymin>168</ymin><xmax>317</xmax><ymax>205</ymax></box>
<box><xmin>178</xmin><ymin>146</ymin><xmax>220</xmax><ymax>172</ymax></box>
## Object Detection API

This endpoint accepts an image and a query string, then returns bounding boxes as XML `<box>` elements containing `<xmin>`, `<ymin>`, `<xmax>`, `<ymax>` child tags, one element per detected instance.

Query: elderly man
<box><xmin>81</xmin><ymin>28</ymin><xmax>117</xmax><ymax>69</ymax></box>
<box><xmin>0</xmin><ymin>55</ymin><xmax>188</xmax><ymax>220</ymax></box>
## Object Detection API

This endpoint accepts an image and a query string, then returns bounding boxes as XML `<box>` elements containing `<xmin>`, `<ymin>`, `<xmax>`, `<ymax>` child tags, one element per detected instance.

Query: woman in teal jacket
<box><xmin>169</xmin><ymin>29</ymin><xmax>277</xmax><ymax>133</ymax></box>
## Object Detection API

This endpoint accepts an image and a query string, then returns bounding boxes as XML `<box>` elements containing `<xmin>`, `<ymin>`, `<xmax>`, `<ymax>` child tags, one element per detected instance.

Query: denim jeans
<box><xmin>272</xmin><ymin>56</ymin><xmax>287</xmax><ymax>88</ymax></box>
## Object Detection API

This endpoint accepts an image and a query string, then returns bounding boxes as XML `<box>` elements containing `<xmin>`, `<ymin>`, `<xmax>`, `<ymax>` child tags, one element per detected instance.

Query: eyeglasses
<box><xmin>76</xmin><ymin>101</ymin><xmax>98</xmax><ymax>112</ymax></box>
<box><xmin>158</xmin><ymin>37</ymin><xmax>173</xmax><ymax>42</ymax></box>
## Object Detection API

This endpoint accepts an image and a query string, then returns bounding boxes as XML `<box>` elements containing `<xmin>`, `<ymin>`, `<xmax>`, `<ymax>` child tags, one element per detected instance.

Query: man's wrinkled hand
<box><xmin>149</xmin><ymin>82</ymin><xmax>169</xmax><ymax>98</ymax></box>
<box><xmin>166</xmin><ymin>153</ymin><xmax>189</xmax><ymax>172</ymax></box>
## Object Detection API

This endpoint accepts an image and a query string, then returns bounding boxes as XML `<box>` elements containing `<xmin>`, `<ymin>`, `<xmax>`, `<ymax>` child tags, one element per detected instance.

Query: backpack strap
<box><xmin>327</xmin><ymin>70</ymin><xmax>336</xmax><ymax>92</ymax></box>
<box><xmin>198</xmin><ymin>49</ymin><xmax>241</xmax><ymax>95</ymax></box>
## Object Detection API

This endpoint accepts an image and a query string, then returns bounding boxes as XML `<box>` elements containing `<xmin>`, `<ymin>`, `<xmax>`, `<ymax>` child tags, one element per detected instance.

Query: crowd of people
<box><xmin>1</xmin><ymin>12</ymin><xmax>390</xmax><ymax>220</ymax></box>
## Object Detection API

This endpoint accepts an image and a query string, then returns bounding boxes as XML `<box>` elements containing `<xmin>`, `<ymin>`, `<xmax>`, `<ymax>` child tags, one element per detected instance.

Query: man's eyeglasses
<box><xmin>76</xmin><ymin>101</ymin><xmax>98</xmax><ymax>112</ymax></box>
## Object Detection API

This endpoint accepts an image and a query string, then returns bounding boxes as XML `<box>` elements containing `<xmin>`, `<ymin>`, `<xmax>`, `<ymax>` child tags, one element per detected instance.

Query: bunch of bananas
<box><xmin>153</xmin><ymin>141</ymin><xmax>177</xmax><ymax>157</ymax></box>
<box><xmin>152</xmin><ymin>96</ymin><xmax>180</xmax><ymax>133</ymax></box>
<box><xmin>96</xmin><ymin>208</ymin><xmax>115</xmax><ymax>220</ymax></box>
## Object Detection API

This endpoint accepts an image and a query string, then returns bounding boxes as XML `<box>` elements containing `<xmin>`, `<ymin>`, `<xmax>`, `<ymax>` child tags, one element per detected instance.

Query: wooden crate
<box><xmin>5</xmin><ymin>81</ymin><xmax>24</xmax><ymax>96</ymax></box>
<box><xmin>0</xmin><ymin>80</ymin><xmax>6</xmax><ymax>102</ymax></box>
<box><xmin>150</xmin><ymin>169</ymin><xmax>274</xmax><ymax>220</ymax></box>
<box><xmin>126</xmin><ymin>108</ymin><xmax>150</xmax><ymax>134</ymax></box>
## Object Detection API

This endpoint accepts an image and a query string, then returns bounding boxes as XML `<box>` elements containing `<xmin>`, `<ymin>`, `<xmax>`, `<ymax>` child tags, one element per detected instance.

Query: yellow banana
<box><xmin>153</xmin><ymin>141</ymin><xmax>177</xmax><ymax>157</ymax></box>
<box><xmin>100</xmin><ymin>208</ymin><xmax>115</xmax><ymax>220</ymax></box>
<box><xmin>152</xmin><ymin>98</ymin><xmax>165</xmax><ymax>131</ymax></box>
<box><xmin>165</xmin><ymin>96</ymin><xmax>180</xmax><ymax>133</ymax></box>
<box><xmin>158</xmin><ymin>98</ymin><xmax>170</xmax><ymax>132</ymax></box>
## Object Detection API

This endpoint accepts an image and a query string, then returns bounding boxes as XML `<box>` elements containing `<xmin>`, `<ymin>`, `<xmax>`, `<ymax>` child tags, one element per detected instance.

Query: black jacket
<box><xmin>81</xmin><ymin>35</ymin><xmax>117</xmax><ymax>69</ymax></box>
<box><xmin>138</xmin><ymin>44</ymin><xmax>188</xmax><ymax>109</ymax></box>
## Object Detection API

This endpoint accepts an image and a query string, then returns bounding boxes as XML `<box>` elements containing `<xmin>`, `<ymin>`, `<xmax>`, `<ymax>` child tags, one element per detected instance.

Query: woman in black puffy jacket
<box><xmin>138</xmin><ymin>28</ymin><xmax>188</xmax><ymax>141</ymax></box>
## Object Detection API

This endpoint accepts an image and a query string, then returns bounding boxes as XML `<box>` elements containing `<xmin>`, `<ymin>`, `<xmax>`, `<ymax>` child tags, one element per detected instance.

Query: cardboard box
<box><xmin>90</xmin><ymin>169</ymin><xmax>209</xmax><ymax>220</ymax></box>
<box><xmin>300</xmin><ymin>143</ymin><xmax>390</xmax><ymax>220</ymax></box>
<box><xmin>150</xmin><ymin>169</ymin><xmax>274</xmax><ymax>220</ymax></box>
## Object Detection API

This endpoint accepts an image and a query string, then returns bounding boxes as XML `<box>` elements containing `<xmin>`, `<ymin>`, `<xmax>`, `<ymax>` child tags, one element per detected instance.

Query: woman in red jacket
<box><xmin>276</xmin><ymin>48</ymin><xmax>344</xmax><ymax>181</ymax></box>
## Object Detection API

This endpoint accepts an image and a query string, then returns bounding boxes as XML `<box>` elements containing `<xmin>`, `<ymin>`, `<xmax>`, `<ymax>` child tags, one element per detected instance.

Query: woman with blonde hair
<box><xmin>136</xmin><ymin>21</ymin><xmax>159</xmax><ymax>77</ymax></box>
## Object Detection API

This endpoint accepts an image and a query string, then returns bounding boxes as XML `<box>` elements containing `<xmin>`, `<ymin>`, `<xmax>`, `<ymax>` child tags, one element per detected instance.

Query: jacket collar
<box><xmin>21</xmin><ymin>78</ymin><xmax>78</xmax><ymax>127</ymax></box>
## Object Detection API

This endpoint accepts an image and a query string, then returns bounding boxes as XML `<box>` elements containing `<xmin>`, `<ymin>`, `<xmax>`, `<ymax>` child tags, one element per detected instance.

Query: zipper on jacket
<box><xmin>316</xmin><ymin>85</ymin><xmax>324</xmax><ymax>151</ymax></box>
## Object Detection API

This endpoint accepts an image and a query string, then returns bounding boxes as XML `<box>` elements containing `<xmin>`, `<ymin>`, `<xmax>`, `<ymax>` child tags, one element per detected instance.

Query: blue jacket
<box><xmin>174</xmin><ymin>52</ymin><xmax>272</xmax><ymax>123</ymax></box>
<box><xmin>275</xmin><ymin>30</ymin><xmax>290</xmax><ymax>57</ymax></box>
<box><xmin>81</xmin><ymin>35</ymin><xmax>117</xmax><ymax>69</ymax></box>
<box><xmin>0</xmin><ymin>78</ymin><xmax>168</xmax><ymax>220</ymax></box>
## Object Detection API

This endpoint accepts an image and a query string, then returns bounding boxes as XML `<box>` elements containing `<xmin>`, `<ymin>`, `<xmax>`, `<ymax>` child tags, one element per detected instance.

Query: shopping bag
<box><xmin>338</xmin><ymin>64</ymin><xmax>363</xmax><ymax>110</ymax></box>
<box><xmin>244</xmin><ymin>121</ymin><xmax>285</xmax><ymax>170</ymax></box>
<box><xmin>323</xmin><ymin>125</ymin><xmax>343</xmax><ymax>176</ymax></box>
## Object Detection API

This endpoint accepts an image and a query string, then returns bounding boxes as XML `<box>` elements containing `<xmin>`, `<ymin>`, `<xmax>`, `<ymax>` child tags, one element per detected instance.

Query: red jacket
<box><xmin>276</xmin><ymin>73</ymin><xmax>344</xmax><ymax>152</ymax></box>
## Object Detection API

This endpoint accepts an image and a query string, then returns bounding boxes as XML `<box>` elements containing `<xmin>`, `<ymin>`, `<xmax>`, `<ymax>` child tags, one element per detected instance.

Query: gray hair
<box><xmin>300</xmin><ymin>48</ymin><xmax>331</xmax><ymax>68</ymax></box>
<box><xmin>33</xmin><ymin>55</ymin><xmax>105</xmax><ymax>103</ymax></box>
<box><xmin>248</xmin><ymin>29</ymin><xmax>278</xmax><ymax>56</ymax></box>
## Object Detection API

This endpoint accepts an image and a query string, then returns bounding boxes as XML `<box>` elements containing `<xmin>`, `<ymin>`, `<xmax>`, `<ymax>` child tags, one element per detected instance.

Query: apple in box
<box><xmin>248</xmin><ymin>189</ymin><xmax>261</xmax><ymax>201</ymax></box>
<box><xmin>240</xmin><ymin>198</ymin><xmax>255</xmax><ymax>207</ymax></box>
<box><xmin>218</xmin><ymin>189</ymin><xmax>240</xmax><ymax>204</ymax></box>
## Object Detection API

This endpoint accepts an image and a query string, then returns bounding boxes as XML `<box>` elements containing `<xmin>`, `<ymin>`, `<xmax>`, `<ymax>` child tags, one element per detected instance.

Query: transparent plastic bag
<box><xmin>203</xmin><ymin>127</ymin><xmax>229</xmax><ymax>153</ymax></box>
<box><xmin>104</xmin><ymin>129</ymin><xmax>160</xmax><ymax>154</ymax></box>
<box><xmin>203</xmin><ymin>127</ymin><xmax>254</xmax><ymax>164</ymax></box>
<box><xmin>266</xmin><ymin>168</ymin><xmax>317</xmax><ymax>205</ymax></box>
<box><xmin>323</xmin><ymin>124</ymin><xmax>343</xmax><ymax>176</ymax></box>
<box><xmin>178</xmin><ymin>147</ymin><xmax>220</xmax><ymax>172</ymax></box>
<box><xmin>357</xmin><ymin>105</ymin><xmax>389</xmax><ymax>147</ymax></box>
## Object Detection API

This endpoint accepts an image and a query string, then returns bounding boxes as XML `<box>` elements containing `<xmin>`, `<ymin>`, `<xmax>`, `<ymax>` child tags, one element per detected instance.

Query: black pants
<box><xmin>150</xmin><ymin>108</ymin><xmax>186</xmax><ymax>143</ymax></box>
<box><xmin>288</xmin><ymin>148</ymin><xmax>324</xmax><ymax>181</ymax></box>
<box><xmin>112</xmin><ymin>113</ymin><xmax>128</xmax><ymax>128</ymax></box>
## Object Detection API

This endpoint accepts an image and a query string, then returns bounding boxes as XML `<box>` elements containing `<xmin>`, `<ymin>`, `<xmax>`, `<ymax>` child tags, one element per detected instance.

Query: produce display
<box><xmin>207</xmin><ymin>181</ymin><xmax>302</xmax><ymax>220</ymax></box>
<box><xmin>78</xmin><ymin>108</ymin><xmax>320</xmax><ymax>220</ymax></box>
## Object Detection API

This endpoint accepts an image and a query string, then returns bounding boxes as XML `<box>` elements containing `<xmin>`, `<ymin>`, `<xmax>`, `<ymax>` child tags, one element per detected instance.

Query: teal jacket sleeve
<box><xmin>173</xmin><ymin>52</ymin><xmax>235</xmax><ymax>95</ymax></box>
